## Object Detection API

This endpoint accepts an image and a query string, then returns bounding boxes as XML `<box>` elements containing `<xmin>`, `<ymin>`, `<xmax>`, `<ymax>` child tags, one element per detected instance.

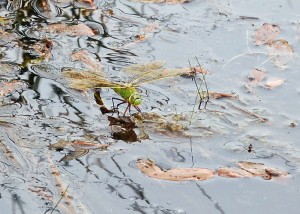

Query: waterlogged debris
<box><xmin>268</xmin><ymin>39</ymin><xmax>294</xmax><ymax>69</ymax></box>
<box><xmin>129</xmin><ymin>0</ymin><xmax>190</xmax><ymax>3</ymax></box>
<box><xmin>108</xmin><ymin>116</ymin><xmax>138</xmax><ymax>143</ymax></box>
<box><xmin>254</xmin><ymin>23</ymin><xmax>280</xmax><ymax>45</ymax></box>
<box><xmin>49</xmin><ymin>140</ymin><xmax>109</xmax><ymax>162</ymax></box>
<box><xmin>136</xmin><ymin>158</ymin><xmax>214</xmax><ymax>181</ymax></box>
<box><xmin>264</xmin><ymin>78</ymin><xmax>285</xmax><ymax>89</ymax></box>
<box><xmin>133</xmin><ymin>112</ymin><xmax>190</xmax><ymax>137</ymax></box>
<box><xmin>218</xmin><ymin>162</ymin><xmax>288</xmax><ymax>180</ymax></box>
<box><xmin>46</xmin><ymin>23</ymin><xmax>95</xmax><ymax>36</ymax></box>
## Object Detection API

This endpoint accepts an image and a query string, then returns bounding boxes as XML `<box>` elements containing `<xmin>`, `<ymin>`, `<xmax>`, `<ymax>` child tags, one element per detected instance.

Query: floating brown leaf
<box><xmin>129</xmin><ymin>0</ymin><xmax>190</xmax><ymax>3</ymax></box>
<box><xmin>0</xmin><ymin>80</ymin><xmax>27</xmax><ymax>98</ymax></box>
<box><xmin>218</xmin><ymin>162</ymin><xmax>288</xmax><ymax>180</ymax></box>
<box><xmin>246</xmin><ymin>69</ymin><xmax>267</xmax><ymax>92</ymax></box>
<box><xmin>71</xmin><ymin>49</ymin><xmax>103</xmax><ymax>72</ymax></box>
<box><xmin>238</xmin><ymin>161</ymin><xmax>288</xmax><ymax>180</ymax></box>
<box><xmin>208</xmin><ymin>92</ymin><xmax>238</xmax><ymax>99</ymax></box>
<box><xmin>136</xmin><ymin>158</ymin><xmax>214</xmax><ymax>181</ymax></box>
<box><xmin>0</xmin><ymin>63</ymin><xmax>21</xmax><ymax>78</ymax></box>
<box><xmin>268</xmin><ymin>39</ymin><xmax>294</xmax><ymax>69</ymax></box>
<box><xmin>254</xmin><ymin>23</ymin><xmax>280</xmax><ymax>45</ymax></box>
<box><xmin>46</xmin><ymin>23</ymin><xmax>95</xmax><ymax>36</ymax></box>
<box><xmin>217</xmin><ymin>167</ymin><xmax>254</xmax><ymax>178</ymax></box>
<box><xmin>264</xmin><ymin>78</ymin><xmax>285</xmax><ymax>89</ymax></box>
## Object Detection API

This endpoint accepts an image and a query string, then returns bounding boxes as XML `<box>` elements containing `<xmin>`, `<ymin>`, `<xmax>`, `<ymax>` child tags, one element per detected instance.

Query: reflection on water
<box><xmin>0</xmin><ymin>0</ymin><xmax>300</xmax><ymax>213</ymax></box>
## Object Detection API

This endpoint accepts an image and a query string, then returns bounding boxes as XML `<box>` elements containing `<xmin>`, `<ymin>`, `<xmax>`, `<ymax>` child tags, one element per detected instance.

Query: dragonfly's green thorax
<box><xmin>113</xmin><ymin>87</ymin><xmax>142</xmax><ymax>106</ymax></box>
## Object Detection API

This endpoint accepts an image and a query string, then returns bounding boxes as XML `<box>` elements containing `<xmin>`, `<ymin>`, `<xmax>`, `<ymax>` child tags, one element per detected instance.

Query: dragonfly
<box><xmin>62</xmin><ymin>60</ymin><xmax>204</xmax><ymax>115</ymax></box>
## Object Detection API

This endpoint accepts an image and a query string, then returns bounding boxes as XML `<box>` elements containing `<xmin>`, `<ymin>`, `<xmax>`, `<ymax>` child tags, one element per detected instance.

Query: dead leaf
<box><xmin>0</xmin><ymin>63</ymin><xmax>21</xmax><ymax>78</ymax></box>
<box><xmin>71</xmin><ymin>49</ymin><xmax>103</xmax><ymax>72</ymax></box>
<box><xmin>254</xmin><ymin>23</ymin><xmax>280</xmax><ymax>45</ymax></box>
<box><xmin>31</xmin><ymin>38</ymin><xmax>53</xmax><ymax>61</ymax></box>
<box><xmin>268</xmin><ymin>39</ymin><xmax>294</xmax><ymax>69</ymax></box>
<box><xmin>217</xmin><ymin>167</ymin><xmax>254</xmax><ymax>178</ymax></box>
<box><xmin>208</xmin><ymin>92</ymin><xmax>238</xmax><ymax>99</ymax></box>
<box><xmin>75</xmin><ymin>0</ymin><xmax>96</xmax><ymax>9</ymax></box>
<box><xmin>238</xmin><ymin>161</ymin><xmax>288</xmax><ymax>180</ymax></box>
<box><xmin>46</xmin><ymin>23</ymin><xmax>95</xmax><ymax>36</ymax></box>
<box><xmin>264</xmin><ymin>78</ymin><xmax>285</xmax><ymax>89</ymax></box>
<box><xmin>0</xmin><ymin>80</ymin><xmax>27</xmax><ymax>98</ymax></box>
<box><xmin>246</xmin><ymin>69</ymin><xmax>267</xmax><ymax>92</ymax></box>
<box><xmin>129</xmin><ymin>0</ymin><xmax>190</xmax><ymax>3</ymax></box>
<box><xmin>136</xmin><ymin>158</ymin><xmax>214</xmax><ymax>181</ymax></box>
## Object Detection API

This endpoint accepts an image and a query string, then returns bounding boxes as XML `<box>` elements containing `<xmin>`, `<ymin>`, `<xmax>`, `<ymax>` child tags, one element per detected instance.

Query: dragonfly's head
<box><xmin>128</xmin><ymin>93</ymin><xmax>142</xmax><ymax>106</ymax></box>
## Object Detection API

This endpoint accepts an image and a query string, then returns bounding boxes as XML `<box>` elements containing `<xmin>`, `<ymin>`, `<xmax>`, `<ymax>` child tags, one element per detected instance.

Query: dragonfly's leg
<box><xmin>133</xmin><ymin>105</ymin><xmax>141</xmax><ymax>113</ymax></box>
<box><xmin>123</xmin><ymin>104</ymin><xmax>131</xmax><ymax>116</ymax></box>
<box><xmin>94</xmin><ymin>91</ymin><xmax>114</xmax><ymax>114</ymax></box>
<box><xmin>112</xmin><ymin>97</ymin><xmax>126</xmax><ymax>112</ymax></box>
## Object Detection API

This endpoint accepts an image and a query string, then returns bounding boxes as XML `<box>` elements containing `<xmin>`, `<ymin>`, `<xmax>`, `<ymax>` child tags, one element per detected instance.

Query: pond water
<box><xmin>0</xmin><ymin>0</ymin><xmax>300</xmax><ymax>213</ymax></box>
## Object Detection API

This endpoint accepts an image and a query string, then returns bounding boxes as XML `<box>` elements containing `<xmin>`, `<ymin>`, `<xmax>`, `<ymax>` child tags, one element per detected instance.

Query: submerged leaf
<box><xmin>268</xmin><ymin>39</ymin><xmax>294</xmax><ymax>69</ymax></box>
<box><xmin>254</xmin><ymin>23</ymin><xmax>280</xmax><ymax>45</ymax></box>
<box><xmin>46</xmin><ymin>23</ymin><xmax>95</xmax><ymax>36</ymax></box>
<box><xmin>137</xmin><ymin>158</ymin><xmax>214</xmax><ymax>181</ymax></box>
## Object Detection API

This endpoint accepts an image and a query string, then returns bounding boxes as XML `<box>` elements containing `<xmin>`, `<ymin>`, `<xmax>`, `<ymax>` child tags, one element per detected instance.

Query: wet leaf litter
<box><xmin>0</xmin><ymin>0</ymin><xmax>299</xmax><ymax>213</ymax></box>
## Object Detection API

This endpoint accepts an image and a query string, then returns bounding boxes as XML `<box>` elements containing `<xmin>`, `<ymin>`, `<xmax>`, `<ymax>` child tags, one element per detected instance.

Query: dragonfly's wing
<box><xmin>123</xmin><ymin>61</ymin><xmax>165</xmax><ymax>85</ymax></box>
<box><xmin>124</xmin><ymin>61</ymin><xmax>166</xmax><ymax>74</ymax></box>
<box><xmin>128</xmin><ymin>65</ymin><xmax>193</xmax><ymax>86</ymax></box>
<box><xmin>62</xmin><ymin>68</ymin><xmax>124</xmax><ymax>90</ymax></box>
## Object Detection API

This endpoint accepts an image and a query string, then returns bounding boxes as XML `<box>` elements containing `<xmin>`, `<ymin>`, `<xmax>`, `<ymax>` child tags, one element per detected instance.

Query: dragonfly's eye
<box><xmin>129</xmin><ymin>93</ymin><xmax>142</xmax><ymax>106</ymax></box>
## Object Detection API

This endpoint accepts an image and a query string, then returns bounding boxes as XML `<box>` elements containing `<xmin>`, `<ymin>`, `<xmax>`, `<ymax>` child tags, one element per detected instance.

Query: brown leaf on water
<box><xmin>264</xmin><ymin>78</ymin><xmax>285</xmax><ymax>89</ymax></box>
<box><xmin>136</xmin><ymin>158</ymin><xmax>214</xmax><ymax>181</ymax></box>
<box><xmin>238</xmin><ymin>161</ymin><xmax>288</xmax><ymax>180</ymax></box>
<box><xmin>75</xmin><ymin>0</ymin><xmax>96</xmax><ymax>9</ymax></box>
<box><xmin>254</xmin><ymin>23</ymin><xmax>280</xmax><ymax>45</ymax></box>
<box><xmin>71</xmin><ymin>49</ymin><xmax>103</xmax><ymax>72</ymax></box>
<box><xmin>46</xmin><ymin>23</ymin><xmax>95</xmax><ymax>36</ymax></box>
<box><xmin>268</xmin><ymin>39</ymin><xmax>294</xmax><ymax>69</ymax></box>
<box><xmin>31</xmin><ymin>38</ymin><xmax>53</xmax><ymax>61</ymax></box>
<box><xmin>0</xmin><ymin>80</ymin><xmax>27</xmax><ymax>98</ymax></box>
<box><xmin>217</xmin><ymin>167</ymin><xmax>254</xmax><ymax>178</ymax></box>
<box><xmin>208</xmin><ymin>92</ymin><xmax>238</xmax><ymax>99</ymax></box>
<box><xmin>246</xmin><ymin>69</ymin><xmax>267</xmax><ymax>92</ymax></box>
<box><xmin>0</xmin><ymin>63</ymin><xmax>21</xmax><ymax>78</ymax></box>
<box><xmin>129</xmin><ymin>0</ymin><xmax>190</xmax><ymax>3</ymax></box>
